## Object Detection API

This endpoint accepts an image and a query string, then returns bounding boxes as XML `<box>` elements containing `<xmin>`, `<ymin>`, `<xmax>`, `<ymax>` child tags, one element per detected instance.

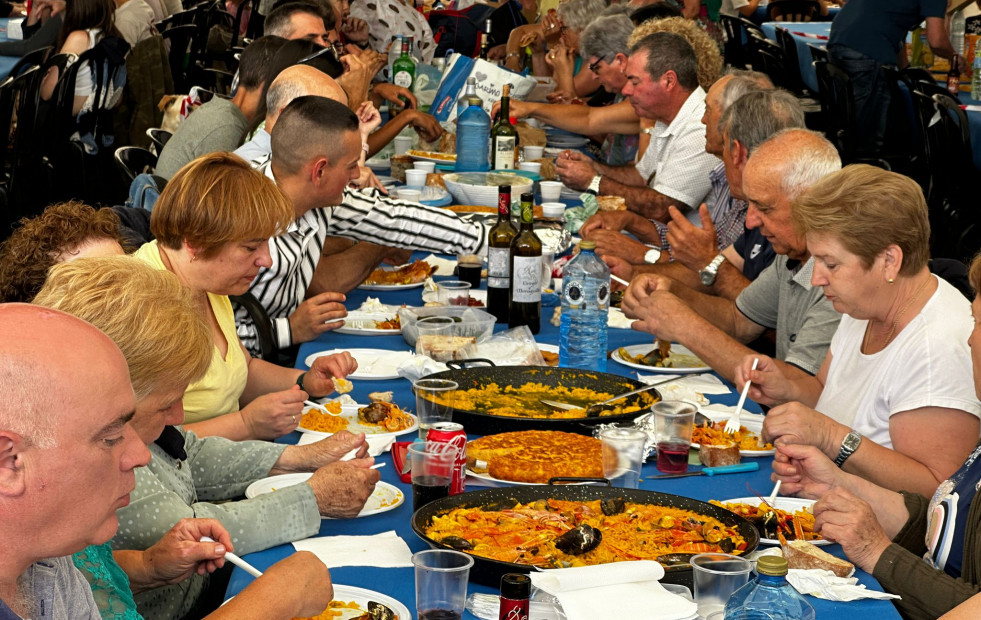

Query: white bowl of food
<box><xmin>441</xmin><ymin>171</ymin><xmax>534</xmax><ymax>207</ymax></box>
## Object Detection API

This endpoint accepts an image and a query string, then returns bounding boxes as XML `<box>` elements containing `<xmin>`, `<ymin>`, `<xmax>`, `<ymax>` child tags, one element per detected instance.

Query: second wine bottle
<box><xmin>509</xmin><ymin>192</ymin><xmax>542</xmax><ymax>334</ymax></box>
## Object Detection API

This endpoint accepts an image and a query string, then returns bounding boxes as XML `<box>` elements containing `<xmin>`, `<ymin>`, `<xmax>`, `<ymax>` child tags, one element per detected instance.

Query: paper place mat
<box><xmin>292</xmin><ymin>530</ymin><xmax>413</xmax><ymax>568</ymax></box>
<box><xmin>635</xmin><ymin>372</ymin><xmax>731</xmax><ymax>395</ymax></box>
<box><xmin>787</xmin><ymin>569</ymin><xmax>901</xmax><ymax>602</ymax></box>
<box><xmin>529</xmin><ymin>562</ymin><xmax>697</xmax><ymax>620</ymax></box>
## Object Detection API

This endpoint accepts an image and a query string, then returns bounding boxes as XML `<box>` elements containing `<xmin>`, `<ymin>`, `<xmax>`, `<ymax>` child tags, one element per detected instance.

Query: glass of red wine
<box><xmin>408</xmin><ymin>442</ymin><xmax>458</xmax><ymax>511</ymax></box>
<box><xmin>652</xmin><ymin>400</ymin><xmax>698</xmax><ymax>474</ymax></box>
<box><xmin>412</xmin><ymin>549</ymin><xmax>474</xmax><ymax>620</ymax></box>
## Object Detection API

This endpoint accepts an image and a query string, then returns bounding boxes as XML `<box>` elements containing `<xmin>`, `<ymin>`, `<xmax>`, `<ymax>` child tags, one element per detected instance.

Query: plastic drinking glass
<box><xmin>408</xmin><ymin>442</ymin><xmax>458</xmax><ymax>511</ymax></box>
<box><xmin>414</xmin><ymin>161</ymin><xmax>436</xmax><ymax>173</ymax></box>
<box><xmin>413</xmin><ymin>376</ymin><xmax>458</xmax><ymax>440</ymax></box>
<box><xmin>412</xmin><ymin>549</ymin><xmax>474</xmax><ymax>620</ymax></box>
<box><xmin>518</xmin><ymin>162</ymin><xmax>541</xmax><ymax>174</ymax></box>
<box><xmin>540</xmin><ymin>180</ymin><xmax>562</xmax><ymax>202</ymax></box>
<box><xmin>653</xmin><ymin>400</ymin><xmax>697</xmax><ymax>474</ymax></box>
<box><xmin>405</xmin><ymin>169</ymin><xmax>428</xmax><ymax>188</ymax></box>
<box><xmin>691</xmin><ymin>553</ymin><xmax>753</xmax><ymax>618</ymax></box>
<box><xmin>438</xmin><ymin>280</ymin><xmax>471</xmax><ymax>306</ymax></box>
<box><xmin>599</xmin><ymin>427</ymin><xmax>647</xmax><ymax>488</ymax></box>
<box><xmin>523</xmin><ymin>145</ymin><xmax>544</xmax><ymax>160</ymax></box>
<box><xmin>393</xmin><ymin>135</ymin><xmax>413</xmax><ymax>154</ymax></box>
<box><xmin>397</xmin><ymin>188</ymin><xmax>422</xmax><ymax>202</ymax></box>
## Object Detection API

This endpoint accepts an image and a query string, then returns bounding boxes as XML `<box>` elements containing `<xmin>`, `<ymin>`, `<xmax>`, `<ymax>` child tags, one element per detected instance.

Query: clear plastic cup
<box><xmin>412</xmin><ymin>375</ymin><xmax>458</xmax><ymax>440</ymax></box>
<box><xmin>412</xmin><ymin>549</ymin><xmax>473</xmax><ymax>620</ymax></box>
<box><xmin>691</xmin><ymin>553</ymin><xmax>753</xmax><ymax>618</ymax></box>
<box><xmin>599</xmin><ymin>427</ymin><xmax>648</xmax><ymax>488</ymax></box>
<box><xmin>438</xmin><ymin>280</ymin><xmax>471</xmax><ymax>306</ymax></box>
<box><xmin>653</xmin><ymin>400</ymin><xmax>697</xmax><ymax>474</ymax></box>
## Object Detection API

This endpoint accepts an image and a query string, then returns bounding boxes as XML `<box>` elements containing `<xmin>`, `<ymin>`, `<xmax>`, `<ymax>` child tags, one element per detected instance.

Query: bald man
<box><xmin>0</xmin><ymin>304</ymin><xmax>150</xmax><ymax>618</ymax></box>
<box><xmin>232</xmin><ymin>70</ymin><xmax>485</xmax><ymax>357</ymax></box>
<box><xmin>622</xmin><ymin>129</ymin><xmax>843</xmax><ymax>383</ymax></box>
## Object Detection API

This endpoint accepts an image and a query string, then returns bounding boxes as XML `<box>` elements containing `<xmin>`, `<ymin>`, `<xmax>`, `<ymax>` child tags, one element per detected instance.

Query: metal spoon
<box><xmin>540</xmin><ymin>379</ymin><xmax>678</xmax><ymax>416</ymax></box>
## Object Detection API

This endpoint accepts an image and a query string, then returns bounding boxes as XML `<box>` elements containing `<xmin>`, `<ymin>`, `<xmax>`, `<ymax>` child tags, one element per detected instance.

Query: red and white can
<box><xmin>427</xmin><ymin>422</ymin><xmax>467</xmax><ymax>495</ymax></box>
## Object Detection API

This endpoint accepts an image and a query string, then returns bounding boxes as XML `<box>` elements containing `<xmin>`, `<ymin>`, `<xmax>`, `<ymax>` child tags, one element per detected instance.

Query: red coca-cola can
<box><xmin>427</xmin><ymin>422</ymin><xmax>467</xmax><ymax>495</ymax></box>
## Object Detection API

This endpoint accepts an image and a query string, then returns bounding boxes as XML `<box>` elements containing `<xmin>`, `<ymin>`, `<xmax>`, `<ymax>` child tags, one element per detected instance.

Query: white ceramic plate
<box><xmin>358</xmin><ymin>280</ymin><xmax>427</xmax><ymax>291</ymax></box>
<box><xmin>297</xmin><ymin>402</ymin><xmax>418</xmax><ymax>437</ymax></box>
<box><xmin>611</xmin><ymin>343</ymin><xmax>709</xmax><ymax>374</ymax></box>
<box><xmin>717</xmin><ymin>496</ymin><xmax>827</xmax><ymax>546</ymax></box>
<box><xmin>334</xmin><ymin>312</ymin><xmax>402</xmax><ymax>336</ymax></box>
<box><xmin>305</xmin><ymin>348</ymin><xmax>415</xmax><ymax>380</ymax></box>
<box><xmin>688</xmin><ymin>414</ymin><xmax>775</xmax><ymax>457</ymax></box>
<box><xmin>420</xmin><ymin>289</ymin><xmax>487</xmax><ymax>306</ymax></box>
<box><xmin>245</xmin><ymin>474</ymin><xmax>404</xmax><ymax>519</ymax></box>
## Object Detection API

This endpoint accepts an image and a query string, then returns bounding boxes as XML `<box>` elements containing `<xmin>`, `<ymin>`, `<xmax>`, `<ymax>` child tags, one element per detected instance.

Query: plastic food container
<box><xmin>399</xmin><ymin>306</ymin><xmax>497</xmax><ymax>348</ymax></box>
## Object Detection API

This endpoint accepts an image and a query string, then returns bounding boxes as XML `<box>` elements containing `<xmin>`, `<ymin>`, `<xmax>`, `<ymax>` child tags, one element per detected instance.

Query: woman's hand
<box><xmin>301</xmin><ymin>352</ymin><xmax>358</xmax><ymax>398</ymax></box>
<box><xmin>141</xmin><ymin>519</ymin><xmax>233</xmax><ymax>586</ymax></box>
<box><xmin>733</xmin><ymin>354</ymin><xmax>794</xmax><ymax>406</ymax></box>
<box><xmin>771</xmin><ymin>442</ymin><xmax>843</xmax><ymax>498</ymax></box>
<box><xmin>240</xmin><ymin>386</ymin><xmax>306</xmax><ymax>439</ymax></box>
<box><xmin>762</xmin><ymin>401</ymin><xmax>847</xmax><ymax>457</ymax></box>
<box><xmin>813</xmin><ymin>488</ymin><xmax>893</xmax><ymax>573</ymax></box>
<box><xmin>541</xmin><ymin>10</ymin><xmax>562</xmax><ymax>45</ymax></box>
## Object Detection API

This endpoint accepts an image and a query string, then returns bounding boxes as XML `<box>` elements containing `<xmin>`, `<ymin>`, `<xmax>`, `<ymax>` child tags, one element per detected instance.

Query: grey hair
<box><xmin>266</xmin><ymin>79</ymin><xmax>306</xmax><ymax>124</ymax></box>
<box><xmin>629</xmin><ymin>31</ymin><xmax>699</xmax><ymax>91</ymax></box>
<box><xmin>763</xmin><ymin>128</ymin><xmax>842</xmax><ymax>200</ymax></box>
<box><xmin>719</xmin><ymin>69</ymin><xmax>772</xmax><ymax>110</ymax></box>
<box><xmin>721</xmin><ymin>88</ymin><xmax>806</xmax><ymax>154</ymax></box>
<box><xmin>580</xmin><ymin>14</ymin><xmax>635</xmax><ymax>61</ymax></box>
<box><xmin>557</xmin><ymin>0</ymin><xmax>607</xmax><ymax>33</ymax></box>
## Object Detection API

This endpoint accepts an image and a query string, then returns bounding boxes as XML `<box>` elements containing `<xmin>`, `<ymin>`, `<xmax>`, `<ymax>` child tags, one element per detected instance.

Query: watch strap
<box><xmin>587</xmin><ymin>175</ymin><xmax>602</xmax><ymax>195</ymax></box>
<box><xmin>833</xmin><ymin>430</ymin><xmax>862</xmax><ymax>467</ymax></box>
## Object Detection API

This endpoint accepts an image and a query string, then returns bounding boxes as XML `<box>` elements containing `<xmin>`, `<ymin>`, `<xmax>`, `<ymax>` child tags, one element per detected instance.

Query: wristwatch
<box><xmin>587</xmin><ymin>175</ymin><xmax>602</xmax><ymax>195</ymax></box>
<box><xmin>833</xmin><ymin>430</ymin><xmax>863</xmax><ymax>467</ymax></box>
<box><xmin>699</xmin><ymin>253</ymin><xmax>726</xmax><ymax>286</ymax></box>
<box><xmin>643</xmin><ymin>246</ymin><xmax>662</xmax><ymax>264</ymax></box>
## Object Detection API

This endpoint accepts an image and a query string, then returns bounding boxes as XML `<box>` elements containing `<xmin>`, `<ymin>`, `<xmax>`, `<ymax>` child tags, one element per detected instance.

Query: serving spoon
<box><xmin>540</xmin><ymin>377</ymin><xmax>684</xmax><ymax>416</ymax></box>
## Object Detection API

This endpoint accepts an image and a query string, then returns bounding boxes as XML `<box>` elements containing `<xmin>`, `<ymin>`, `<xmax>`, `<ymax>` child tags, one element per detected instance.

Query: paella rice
<box><xmin>426</xmin><ymin>382</ymin><xmax>656</xmax><ymax>419</ymax></box>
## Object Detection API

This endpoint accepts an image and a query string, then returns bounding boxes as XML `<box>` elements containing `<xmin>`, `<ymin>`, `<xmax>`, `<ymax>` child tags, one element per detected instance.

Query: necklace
<box><xmin>862</xmin><ymin>276</ymin><xmax>931</xmax><ymax>352</ymax></box>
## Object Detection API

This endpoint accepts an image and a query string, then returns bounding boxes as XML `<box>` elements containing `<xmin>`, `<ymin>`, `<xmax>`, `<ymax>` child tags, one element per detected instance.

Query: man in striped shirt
<box><xmin>235</xmin><ymin>93</ymin><xmax>486</xmax><ymax>357</ymax></box>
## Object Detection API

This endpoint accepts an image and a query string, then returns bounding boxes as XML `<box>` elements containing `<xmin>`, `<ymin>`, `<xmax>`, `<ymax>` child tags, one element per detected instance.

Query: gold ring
<box><xmin>291</xmin><ymin>415</ymin><xmax>297</xmax><ymax>425</ymax></box>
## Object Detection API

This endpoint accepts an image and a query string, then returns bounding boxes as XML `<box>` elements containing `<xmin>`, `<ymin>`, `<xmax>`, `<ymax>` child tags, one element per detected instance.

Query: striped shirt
<box><xmin>235</xmin><ymin>154</ymin><xmax>487</xmax><ymax>355</ymax></box>
<box><xmin>706</xmin><ymin>162</ymin><xmax>748</xmax><ymax>250</ymax></box>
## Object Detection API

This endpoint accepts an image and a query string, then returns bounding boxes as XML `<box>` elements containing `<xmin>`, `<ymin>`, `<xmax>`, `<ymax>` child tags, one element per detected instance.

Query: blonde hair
<box><xmin>970</xmin><ymin>254</ymin><xmax>981</xmax><ymax>296</ymax></box>
<box><xmin>627</xmin><ymin>16</ymin><xmax>722</xmax><ymax>92</ymax></box>
<box><xmin>33</xmin><ymin>256</ymin><xmax>212</xmax><ymax>400</ymax></box>
<box><xmin>151</xmin><ymin>152</ymin><xmax>294</xmax><ymax>258</ymax></box>
<box><xmin>792</xmin><ymin>164</ymin><xmax>931</xmax><ymax>277</ymax></box>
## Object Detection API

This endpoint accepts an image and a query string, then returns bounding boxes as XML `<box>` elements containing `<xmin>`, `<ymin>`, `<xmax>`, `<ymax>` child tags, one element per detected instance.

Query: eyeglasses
<box><xmin>588</xmin><ymin>56</ymin><xmax>611</xmax><ymax>73</ymax></box>
<box><xmin>298</xmin><ymin>44</ymin><xmax>341</xmax><ymax>65</ymax></box>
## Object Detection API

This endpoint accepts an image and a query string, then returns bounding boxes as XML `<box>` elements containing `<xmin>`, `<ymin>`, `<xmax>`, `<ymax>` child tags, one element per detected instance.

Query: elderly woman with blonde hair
<box><xmin>136</xmin><ymin>151</ymin><xmax>357</xmax><ymax>441</ymax></box>
<box><xmin>736</xmin><ymin>165</ymin><xmax>981</xmax><ymax>498</ymax></box>
<box><xmin>35</xmin><ymin>256</ymin><xmax>375</xmax><ymax>619</ymax></box>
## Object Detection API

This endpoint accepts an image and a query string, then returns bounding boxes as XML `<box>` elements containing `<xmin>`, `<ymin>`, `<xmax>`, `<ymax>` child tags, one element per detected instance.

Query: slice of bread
<box><xmin>699</xmin><ymin>442</ymin><xmax>740</xmax><ymax>467</ymax></box>
<box><xmin>782</xmin><ymin>539</ymin><xmax>854</xmax><ymax>577</ymax></box>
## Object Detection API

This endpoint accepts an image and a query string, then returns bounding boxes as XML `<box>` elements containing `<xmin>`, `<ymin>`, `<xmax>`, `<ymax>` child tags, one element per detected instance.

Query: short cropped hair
<box><xmin>238</xmin><ymin>36</ymin><xmax>287</xmax><ymax>91</ymax></box>
<box><xmin>264</xmin><ymin>0</ymin><xmax>334</xmax><ymax>37</ymax></box>
<box><xmin>0</xmin><ymin>201</ymin><xmax>123</xmax><ymax>303</ymax></box>
<box><xmin>33</xmin><ymin>257</ymin><xmax>212</xmax><ymax>401</ymax></box>
<box><xmin>755</xmin><ymin>128</ymin><xmax>842</xmax><ymax>202</ymax></box>
<box><xmin>628</xmin><ymin>18</ymin><xmax>721</xmax><ymax>91</ymax></box>
<box><xmin>556</xmin><ymin>0</ymin><xmax>606</xmax><ymax>33</ymax></box>
<box><xmin>271</xmin><ymin>95</ymin><xmax>360</xmax><ymax>175</ymax></box>
<box><xmin>719</xmin><ymin>69</ymin><xmax>772</xmax><ymax>109</ymax></box>
<box><xmin>580</xmin><ymin>14</ymin><xmax>634</xmax><ymax>61</ymax></box>
<box><xmin>792</xmin><ymin>165</ymin><xmax>931</xmax><ymax>277</ymax></box>
<box><xmin>151</xmin><ymin>152</ymin><xmax>294</xmax><ymax>258</ymax></box>
<box><xmin>721</xmin><ymin>88</ymin><xmax>805</xmax><ymax>154</ymax></box>
<box><xmin>630</xmin><ymin>2</ymin><xmax>682</xmax><ymax>24</ymax></box>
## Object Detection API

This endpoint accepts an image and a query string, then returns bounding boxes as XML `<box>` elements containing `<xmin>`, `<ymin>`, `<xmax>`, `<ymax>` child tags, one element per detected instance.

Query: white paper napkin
<box><xmin>635</xmin><ymin>372</ymin><xmax>731</xmax><ymax>396</ymax></box>
<box><xmin>295</xmin><ymin>433</ymin><xmax>396</xmax><ymax>457</ymax></box>
<box><xmin>700</xmin><ymin>405</ymin><xmax>766</xmax><ymax>428</ymax></box>
<box><xmin>421</xmin><ymin>254</ymin><xmax>457</xmax><ymax>276</ymax></box>
<box><xmin>291</xmin><ymin>530</ymin><xmax>413</xmax><ymax>568</ymax></box>
<box><xmin>396</xmin><ymin>355</ymin><xmax>449</xmax><ymax>382</ymax></box>
<box><xmin>786</xmin><ymin>569</ymin><xmax>901</xmax><ymax>602</ymax></box>
<box><xmin>528</xmin><ymin>562</ymin><xmax>698</xmax><ymax>620</ymax></box>
<box><xmin>607</xmin><ymin>308</ymin><xmax>634</xmax><ymax>329</ymax></box>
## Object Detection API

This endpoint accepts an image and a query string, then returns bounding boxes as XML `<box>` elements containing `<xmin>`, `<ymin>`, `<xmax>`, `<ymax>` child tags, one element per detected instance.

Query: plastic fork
<box><xmin>725</xmin><ymin>357</ymin><xmax>759</xmax><ymax>434</ymax></box>
<box><xmin>304</xmin><ymin>400</ymin><xmax>343</xmax><ymax>416</ymax></box>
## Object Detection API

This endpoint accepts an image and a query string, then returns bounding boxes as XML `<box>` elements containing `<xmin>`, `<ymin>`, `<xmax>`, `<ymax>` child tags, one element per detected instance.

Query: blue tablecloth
<box><xmin>0</xmin><ymin>18</ymin><xmax>22</xmax><ymax>80</ymax></box>
<box><xmin>224</xmin><ymin>267</ymin><xmax>902</xmax><ymax>620</ymax></box>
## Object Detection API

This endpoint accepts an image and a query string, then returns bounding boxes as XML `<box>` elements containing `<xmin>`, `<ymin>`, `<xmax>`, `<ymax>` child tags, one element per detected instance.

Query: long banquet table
<box><xmin>224</xmin><ymin>263</ymin><xmax>903</xmax><ymax>619</ymax></box>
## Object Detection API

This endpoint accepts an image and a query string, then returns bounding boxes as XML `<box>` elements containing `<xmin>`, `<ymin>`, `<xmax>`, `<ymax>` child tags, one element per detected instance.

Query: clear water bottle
<box><xmin>455</xmin><ymin>97</ymin><xmax>490</xmax><ymax>172</ymax></box>
<box><xmin>724</xmin><ymin>556</ymin><xmax>815</xmax><ymax>620</ymax></box>
<box><xmin>951</xmin><ymin>10</ymin><xmax>966</xmax><ymax>56</ymax></box>
<box><xmin>457</xmin><ymin>77</ymin><xmax>481</xmax><ymax>119</ymax></box>
<box><xmin>559</xmin><ymin>240</ymin><xmax>610</xmax><ymax>371</ymax></box>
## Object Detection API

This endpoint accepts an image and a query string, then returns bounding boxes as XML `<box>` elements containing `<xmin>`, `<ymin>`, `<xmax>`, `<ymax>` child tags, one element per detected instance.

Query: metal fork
<box><xmin>725</xmin><ymin>357</ymin><xmax>759</xmax><ymax>434</ymax></box>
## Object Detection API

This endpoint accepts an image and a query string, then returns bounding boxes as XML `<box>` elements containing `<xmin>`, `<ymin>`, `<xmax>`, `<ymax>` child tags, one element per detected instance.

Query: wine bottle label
<box><xmin>493</xmin><ymin>137</ymin><xmax>516</xmax><ymax>169</ymax></box>
<box><xmin>511</xmin><ymin>256</ymin><xmax>542</xmax><ymax>303</ymax></box>
<box><xmin>488</xmin><ymin>247</ymin><xmax>510</xmax><ymax>288</ymax></box>
<box><xmin>393</xmin><ymin>71</ymin><xmax>413</xmax><ymax>88</ymax></box>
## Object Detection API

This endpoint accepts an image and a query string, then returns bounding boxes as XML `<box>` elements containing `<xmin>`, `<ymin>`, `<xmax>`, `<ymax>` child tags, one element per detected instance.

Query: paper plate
<box><xmin>245</xmin><ymin>474</ymin><xmax>404</xmax><ymax>519</ymax></box>
<box><xmin>298</xmin><ymin>402</ymin><xmax>417</xmax><ymax>438</ymax></box>
<box><xmin>717</xmin><ymin>496</ymin><xmax>827</xmax><ymax>546</ymax></box>
<box><xmin>305</xmin><ymin>348</ymin><xmax>415</xmax><ymax>380</ymax></box>
<box><xmin>610</xmin><ymin>343</ymin><xmax>709</xmax><ymax>374</ymax></box>
<box><xmin>334</xmin><ymin>312</ymin><xmax>402</xmax><ymax>336</ymax></box>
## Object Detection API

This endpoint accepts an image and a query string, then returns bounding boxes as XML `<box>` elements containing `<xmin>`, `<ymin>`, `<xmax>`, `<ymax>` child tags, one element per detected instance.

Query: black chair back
<box><xmin>146</xmin><ymin>127</ymin><xmax>173</xmax><ymax>153</ymax></box>
<box><xmin>160</xmin><ymin>24</ymin><xmax>198</xmax><ymax>92</ymax></box>
<box><xmin>808</xmin><ymin>43</ymin><xmax>828</xmax><ymax>64</ymax></box>
<box><xmin>766</xmin><ymin>0</ymin><xmax>821</xmax><ymax>22</ymax></box>
<box><xmin>774</xmin><ymin>27</ymin><xmax>809</xmax><ymax>96</ymax></box>
<box><xmin>9</xmin><ymin>45</ymin><xmax>53</xmax><ymax>78</ymax></box>
<box><xmin>230</xmin><ymin>292</ymin><xmax>278</xmax><ymax>360</ymax></box>
<box><xmin>114</xmin><ymin>146</ymin><xmax>158</xmax><ymax>182</ymax></box>
<box><xmin>719</xmin><ymin>15</ymin><xmax>748</xmax><ymax>69</ymax></box>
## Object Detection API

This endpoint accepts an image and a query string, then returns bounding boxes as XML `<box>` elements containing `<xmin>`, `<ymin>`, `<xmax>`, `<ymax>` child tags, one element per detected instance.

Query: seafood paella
<box><xmin>424</xmin><ymin>382</ymin><xmax>657</xmax><ymax>419</ymax></box>
<box><xmin>425</xmin><ymin>498</ymin><xmax>750</xmax><ymax>568</ymax></box>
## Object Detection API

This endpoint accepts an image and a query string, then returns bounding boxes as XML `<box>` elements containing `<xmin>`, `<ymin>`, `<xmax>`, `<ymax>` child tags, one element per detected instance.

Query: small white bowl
<box><xmin>541</xmin><ymin>202</ymin><xmax>565</xmax><ymax>219</ymax></box>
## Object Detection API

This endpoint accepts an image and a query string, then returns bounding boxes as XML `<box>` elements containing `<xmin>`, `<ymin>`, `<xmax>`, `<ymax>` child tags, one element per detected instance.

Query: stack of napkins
<box><xmin>636</xmin><ymin>373</ymin><xmax>731</xmax><ymax>396</ymax></box>
<box><xmin>787</xmin><ymin>569</ymin><xmax>901</xmax><ymax>602</ymax></box>
<box><xmin>529</xmin><ymin>562</ymin><xmax>697</xmax><ymax>620</ymax></box>
<box><xmin>292</xmin><ymin>530</ymin><xmax>413</xmax><ymax>568</ymax></box>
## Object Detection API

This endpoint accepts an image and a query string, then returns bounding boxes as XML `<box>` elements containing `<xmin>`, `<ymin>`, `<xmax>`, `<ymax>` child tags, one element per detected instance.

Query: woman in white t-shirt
<box><xmin>735</xmin><ymin>164</ymin><xmax>981</xmax><ymax>499</ymax></box>
<box><xmin>39</xmin><ymin>0</ymin><xmax>119</xmax><ymax>115</ymax></box>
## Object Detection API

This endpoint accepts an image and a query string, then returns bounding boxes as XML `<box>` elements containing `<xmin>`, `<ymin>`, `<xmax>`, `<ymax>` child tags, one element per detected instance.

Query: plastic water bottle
<box><xmin>724</xmin><ymin>556</ymin><xmax>816</xmax><ymax>620</ymax></box>
<box><xmin>559</xmin><ymin>240</ymin><xmax>610</xmax><ymax>371</ymax></box>
<box><xmin>456</xmin><ymin>77</ymin><xmax>481</xmax><ymax>119</ymax></box>
<box><xmin>951</xmin><ymin>10</ymin><xmax>966</xmax><ymax>56</ymax></box>
<box><xmin>455</xmin><ymin>97</ymin><xmax>490</xmax><ymax>172</ymax></box>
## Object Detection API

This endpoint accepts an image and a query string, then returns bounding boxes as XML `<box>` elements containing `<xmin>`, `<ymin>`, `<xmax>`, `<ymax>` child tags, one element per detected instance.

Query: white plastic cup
<box><xmin>397</xmin><ymin>188</ymin><xmax>422</xmax><ymax>202</ymax></box>
<box><xmin>541</xmin><ymin>202</ymin><xmax>565</xmax><ymax>219</ymax></box>
<box><xmin>414</xmin><ymin>161</ymin><xmax>436</xmax><ymax>173</ymax></box>
<box><xmin>393</xmin><ymin>135</ymin><xmax>413</xmax><ymax>154</ymax></box>
<box><xmin>405</xmin><ymin>169</ymin><xmax>428</xmax><ymax>188</ymax></box>
<box><xmin>523</xmin><ymin>145</ymin><xmax>544</xmax><ymax>160</ymax></box>
<box><xmin>518</xmin><ymin>162</ymin><xmax>542</xmax><ymax>175</ymax></box>
<box><xmin>540</xmin><ymin>180</ymin><xmax>563</xmax><ymax>202</ymax></box>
